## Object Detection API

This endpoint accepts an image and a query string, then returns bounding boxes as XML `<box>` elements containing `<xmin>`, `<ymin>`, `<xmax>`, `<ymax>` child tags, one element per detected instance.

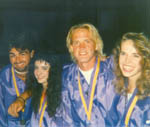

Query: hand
<box><xmin>101</xmin><ymin>55</ymin><xmax>107</xmax><ymax>61</ymax></box>
<box><xmin>8</xmin><ymin>97</ymin><xmax>25</xmax><ymax>117</ymax></box>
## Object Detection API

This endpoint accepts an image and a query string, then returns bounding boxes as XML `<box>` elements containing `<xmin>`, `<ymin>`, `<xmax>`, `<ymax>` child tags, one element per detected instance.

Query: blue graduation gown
<box><xmin>0</xmin><ymin>64</ymin><xmax>32</xmax><ymax>127</ymax></box>
<box><xmin>107</xmin><ymin>90</ymin><xmax>150</xmax><ymax>127</ymax></box>
<box><xmin>62</xmin><ymin>57</ymin><xmax>115</xmax><ymax>127</ymax></box>
<box><xmin>30</xmin><ymin>106</ymin><xmax>64</xmax><ymax>127</ymax></box>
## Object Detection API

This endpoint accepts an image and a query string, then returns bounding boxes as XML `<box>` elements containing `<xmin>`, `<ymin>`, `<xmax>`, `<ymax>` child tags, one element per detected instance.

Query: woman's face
<box><xmin>34</xmin><ymin>60</ymin><xmax>50</xmax><ymax>87</ymax></box>
<box><xmin>119</xmin><ymin>40</ymin><xmax>142</xmax><ymax>81</ymax></box>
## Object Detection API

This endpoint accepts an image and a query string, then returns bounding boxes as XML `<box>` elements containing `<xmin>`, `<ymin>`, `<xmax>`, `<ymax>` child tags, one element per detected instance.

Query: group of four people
<box><xmin>0</xmin><ymin>23</ymin><xmax>150</xmax><ymax>127</ymax></box>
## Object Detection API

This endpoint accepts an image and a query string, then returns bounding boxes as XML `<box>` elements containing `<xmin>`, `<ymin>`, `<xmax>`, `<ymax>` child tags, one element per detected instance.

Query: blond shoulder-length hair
<box><xmin>113</xmin><ymin>32</ymin><xmax>150</xmax><ymax>99</ymax></box>
<box><xmin>66</xmin><ymin>23</ymin><xmax>105</xmax><ymax>62</ymax></box>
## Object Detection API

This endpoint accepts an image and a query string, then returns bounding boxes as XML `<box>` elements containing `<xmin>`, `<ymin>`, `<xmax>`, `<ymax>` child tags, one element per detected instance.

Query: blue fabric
<box><xmin>30</xmin><ymin>104</ymin><xmax>65</xmax><ymax>127</ymax></box>
<box><xmin>107</xmin><ymin>90</ymin><xmax>150</xmax><ymax>127</ymax></box>
<box><xmin>105</xmin><ymin>56</ymin><xmax>150</xmax><ymax>127</ymax></box>
<box><xmin>62</xmin><ymin>57</ymin><xmax>115</xmax><ymax>127</ymax></box>
<box><xmin>120</xmin><ymin>89</ymin><xmax>138</xmax><ymax>126</ymax></box>
<box><xmin>0</xmin><ymin>64</ymin><xmax>32</xmax><ymax>127</ymax></box>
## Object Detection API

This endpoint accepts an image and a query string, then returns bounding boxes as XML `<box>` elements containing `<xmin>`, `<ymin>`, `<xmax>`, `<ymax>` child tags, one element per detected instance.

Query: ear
<box><xmin>95</xmin><ymin>44</ymin><xmax>98</xmax><ymax>51</ymax></box>
<box><xmin>70</xmin><ymin>45</ymin><xmax>73</xmax><ymax>53</ymax></box>
<box><xmin>30</xmin><ymin>50</ymin><xmax>35</xmax><ymax>58</ymax></box>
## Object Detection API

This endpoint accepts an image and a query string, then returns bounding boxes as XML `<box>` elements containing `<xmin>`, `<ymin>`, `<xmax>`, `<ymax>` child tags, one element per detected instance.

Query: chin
<box><xmin>15</xmin><ymin>67</ymin><xmax>27</xmax><ymax>72</ymax></box>
<box><xmin>78</xmin><ymin>58</ymin><xmax>90</xmax><ymax>63</ymax></box>
<box><xmin>122</xmin><ymin>72</ymin><xmax>132</xmax><ymax>78</ymax></box>
<box><xmin>37</xmin><ymin>81</ymin><xmax>43</xmax><ymax>84</ymax></box>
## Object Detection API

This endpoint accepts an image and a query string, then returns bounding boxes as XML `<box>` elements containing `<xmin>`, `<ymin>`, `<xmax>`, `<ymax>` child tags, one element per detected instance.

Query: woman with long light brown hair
<box><xmin>107</xmin><ymin>32</ymin><xmax>150</xmax><ymax>127</ymax></box>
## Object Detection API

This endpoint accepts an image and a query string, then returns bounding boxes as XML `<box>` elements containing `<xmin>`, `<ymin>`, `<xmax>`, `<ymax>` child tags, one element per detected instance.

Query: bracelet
<box><xmin>17</xmin><ymin>96</ymin><xmax>25</xmax><ymax>104</ymax></box>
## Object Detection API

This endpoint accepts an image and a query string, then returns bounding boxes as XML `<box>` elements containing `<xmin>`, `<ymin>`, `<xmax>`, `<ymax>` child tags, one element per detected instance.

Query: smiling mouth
<box><xmin>79</xmin><ymin>51</ymin><xmax>88</xmax><ymax>56</ymax></box>
<box><xmin>37</xmin><ymin>77</ymin><xmax>44</xmax><ymax>80</ymax></box>
<box><xmin>15</xmin><ymin>63</ymin><xmax>25</xmax><ymax>66</ymax></box>
<box><xmin>122</xmin><ymin>65</ymin><xmax>134</xmax><ymax>72</ymax></box>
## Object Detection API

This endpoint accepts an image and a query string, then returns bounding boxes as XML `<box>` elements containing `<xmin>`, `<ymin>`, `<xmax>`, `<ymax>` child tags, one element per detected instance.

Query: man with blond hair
<box><xmin>62</xmin><ymin>23</ymin><xmax>114</xmax><ymax>126</ymax></box>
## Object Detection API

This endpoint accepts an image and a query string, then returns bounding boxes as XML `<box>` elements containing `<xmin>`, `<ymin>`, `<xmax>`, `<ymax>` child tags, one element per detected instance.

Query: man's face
<box><xmin>70</xmin><ymin>28</ymin><xmax>96</xmax><ymax>66</ymax></box>
<box><xmin>9</xmin><ymin>48</ymin><xmax>34</xmax><ymax>72</ymax></box>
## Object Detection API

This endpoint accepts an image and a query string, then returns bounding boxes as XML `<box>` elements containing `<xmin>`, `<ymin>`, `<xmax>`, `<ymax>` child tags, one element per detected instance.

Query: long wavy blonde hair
<box><xmin>113</xmin><ymin>32</ymin><xmax>150</xmax><ymax>99</ymax></box>
<box><xmin>66</xmin><ymin>23</ymin><xmax>105</xmax><ymax>62</ymax></box>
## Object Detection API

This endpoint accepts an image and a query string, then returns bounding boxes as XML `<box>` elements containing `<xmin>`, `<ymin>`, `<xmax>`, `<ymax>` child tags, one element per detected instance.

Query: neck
<box><xmin>127</xmin><ymin>72</ymin><xmax>141</xmax><ymax>93</ymax></box>
<box><xmin>15</xmin><ymin>73</ymin><xmax>27</xmax><ymax>81</ymax></box>
<box><xmin>42</xmin><ymin>82</ymin><xmax>48</xmax><ymax>90</ymax></box>
<box><xmin>15</xmin><ymin>69</ymin><xmax>28</xmax><ymax>75</ymax></box>
<box><xmin>127</xmin><ymin>83</ymin><xmax>136</xmax><ymax>94</ymax></box>
<box><xmin>78</xmin><ymin>57</ymin><xmax>96</xmax><ymax>71</ymax></box>
<box><xmin>127</xmin><ymin>78</ymin><xmax>137</xmax><ymax>93</ymax></box>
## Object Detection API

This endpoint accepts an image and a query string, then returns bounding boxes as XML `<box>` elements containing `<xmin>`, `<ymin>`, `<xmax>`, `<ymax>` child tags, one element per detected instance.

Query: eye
<box><xmin>72</xmin><ymin>41</ymin><xmax>79</xmax><ymax>46</ymax></box>
<box><xmin>120</xmin><ymin>51</ymin><xmax>125</xmax><ymax>56</ymax></box>
<box><xmin>85</xmin><ymin>39</ymin><xmax>91</xmax><ymax>43</ymax></box>
<box><xmin>133</xmin><ymin>53</ymin><xmax>140</xmax><ymax>58</ymax></box>
<box><xmin>9</xmin><ymin>54</ymin><xmax>15</xmax><ymax>58</ymax></box>
<box><xmin>42</xmin><ymin>66</ymin><xmax>49</xmax><ymax>70</ymax></box>
<box><xmin>20</xmin><ymin>52</ymin><xmax>26</xmax><ymax>56</ymax></box>
<box><xmin>34</xmin><ymin>66</ymin><xmax>38</xmax><ymax>70</ymax></box>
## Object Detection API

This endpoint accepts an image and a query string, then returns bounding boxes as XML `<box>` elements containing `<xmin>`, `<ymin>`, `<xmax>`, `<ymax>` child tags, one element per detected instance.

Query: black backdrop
<box><xmin>0</xmin><ymin>0</ymin><xmax>150</xmax><ymax>67</ymax></box>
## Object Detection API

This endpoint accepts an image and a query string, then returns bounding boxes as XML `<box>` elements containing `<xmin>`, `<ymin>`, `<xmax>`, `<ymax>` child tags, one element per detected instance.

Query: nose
<box><xmin>15</xmin><ymin>55</ymin><xmax>21</xmax><ymax>63</ymax></box>
<box><xmin>37</xmin><ymin>69</ymin><xmax>42</xmax><ymax>75</ymax></box>
<box><xmin>125</xmin><ymin>55</ymin><xmax>131</xmax><ymax>64</ymax></box>
<box><xmin>79</xmin><ymin>42</ymin><xmax>86</xmax><ymax>49</ymax></box>
<box><xmin>35</xmin><ymin>69</ymin><xmax>41</xmax><ymax>77</ymax></box>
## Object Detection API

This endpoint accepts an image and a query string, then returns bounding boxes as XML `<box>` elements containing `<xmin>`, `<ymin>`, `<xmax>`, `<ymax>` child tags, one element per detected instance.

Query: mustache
<box><xmin>14</xmin><ymin>66</ymin><xmax>28</xmax><ymax>72</ymax></box>
<box><xmin>14</xmin><ymin>62</ymin><xmax>24</xmax><ymax>65</ymax></box>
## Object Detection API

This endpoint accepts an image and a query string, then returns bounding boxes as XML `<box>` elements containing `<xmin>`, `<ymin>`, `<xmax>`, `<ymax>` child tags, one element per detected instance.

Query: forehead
<box><xmin>9</xmin><ymin>48</ymin><xmax>30</xmax><ymax>54</ymax></box>
<box><xmin>121</xmin><ymin>40</ymin><xmax>138</xmax><ymax>53</ymax></box>
<box><xmin>35</xmin><ymin>60</ymin><xmax>50</xmax><ymax>66</ymax></box>
<box><xmin>72</xmin><ymin>28</ymin><xmax>92</xmax><ymax>39</ymax></box>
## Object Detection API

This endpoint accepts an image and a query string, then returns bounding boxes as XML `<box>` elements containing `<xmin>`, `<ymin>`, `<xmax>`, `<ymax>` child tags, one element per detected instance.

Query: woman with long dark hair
<box><xmin>26</xmin><ymin>54</ymin><xmax>62</xmax><ymax>127</ymax></box>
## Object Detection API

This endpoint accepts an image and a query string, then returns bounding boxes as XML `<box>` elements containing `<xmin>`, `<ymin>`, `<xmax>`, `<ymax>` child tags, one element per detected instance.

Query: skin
<box><xmin>9</xmin><ymin>48</ymin><xmax>34</xmax><ymax>72</ymax></box>
<box><xmin>34</xmin><ymin>60</ymin><xmax>50</xmax><ymax>89</ymax></box>
<box><xmin>9</xmin><ymin>48</ymin><xmax>34</xmax><ymax>81</ymax></box>
<box><xmin>70</xmin><ymin>28</ymin><xmax>97</xmax><ymax>71</ymax></box>
<box><xmin>8</xmin><ymin>60</ymin><xmax>50</xmax><ymax>117</ymax></box>
<box><xmin>8</xmin><ymin>28</ymin><xmax>98</xmax><ymax>117</ymax></box>
<box><xmin>8</xmin><ymin>48</ymin><xmax>34</xmax><ymax>116</ymax></box>
<box><xmin>119</xmin><ymin>40</ymin><xmax>142</xmax><ymax>93</ymax></box>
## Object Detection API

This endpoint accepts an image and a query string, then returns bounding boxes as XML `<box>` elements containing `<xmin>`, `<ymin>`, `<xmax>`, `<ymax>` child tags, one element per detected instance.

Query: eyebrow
<box><xmin>9</xmin><ymin>52</ymin><xmax>15</xmax><ymax>55</ymax></box>
<box><xmin>132</xmin><ymin>52</ymin><xmax>140</xmax><ymax>55</ymax></box>
<box><xmin>19</xmin><ymin>50</ymin><xmax>29</xmax><ymax>54</ymax></box>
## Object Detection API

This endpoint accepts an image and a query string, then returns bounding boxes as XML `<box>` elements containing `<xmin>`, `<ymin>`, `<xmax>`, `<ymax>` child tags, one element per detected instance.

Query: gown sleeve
<box><xmin>0</xmin><ymin>77</ymin><xmax>8</xmax><ymax>127</ymax></box>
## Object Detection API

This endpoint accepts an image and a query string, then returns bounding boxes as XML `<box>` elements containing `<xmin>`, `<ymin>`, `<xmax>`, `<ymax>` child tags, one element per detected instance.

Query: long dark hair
<box><xmin>26</xmin><ymin>54</ymin><xmax>62</xmax><ymax>117</ymax></box>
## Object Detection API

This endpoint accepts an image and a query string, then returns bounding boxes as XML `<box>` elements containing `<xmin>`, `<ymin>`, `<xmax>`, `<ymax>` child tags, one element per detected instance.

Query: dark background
<box><xmin>0</xmin><ymin>0</ymin><xmax>150</xmax><ymax>67</ymax></box>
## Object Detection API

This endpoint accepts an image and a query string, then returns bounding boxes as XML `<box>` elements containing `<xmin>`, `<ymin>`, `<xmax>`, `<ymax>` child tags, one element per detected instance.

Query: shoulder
<box><xmin>62</xmin><ymin>62</ymin><xmax>76</xmax><ymax>78</ymax></box>
<box><xmin>136</xmin><ymin>96</ymin><xmax>150</xmax><ymax>112</ymax></box>
<box><xmin>0</xmin><ymin>64</ymin><xmax>12</xmax><ymax>80</ymax></box>
<box><xmin>139</xmin><ymin>96</ymin><xmax>150</xmax><ymax>105</ymax></box>
<box><xmin>0</xmin><ymin>64</ymin><xmax>11</xmax><ymax>73</ymax></box>
<box><xmin>100</xmin><ymin>55</ymin><xmax>114</xmax><ymax>70</ymax></box>
<box><xmin>62</xmin><ymin>62</ymin><xmax>77</xmax><ymax>89</ymax></box>
<box><xmin>99</xmin><ymin>56</ymin><xmax>115</xmax><ymax>79</ymax></box>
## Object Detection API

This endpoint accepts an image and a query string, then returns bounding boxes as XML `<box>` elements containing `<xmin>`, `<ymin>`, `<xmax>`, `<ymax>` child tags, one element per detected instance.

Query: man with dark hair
<box><xmin>0</xmin><ymin>33</ymin><xmax>34</xmax><ymax>127</ymax></box>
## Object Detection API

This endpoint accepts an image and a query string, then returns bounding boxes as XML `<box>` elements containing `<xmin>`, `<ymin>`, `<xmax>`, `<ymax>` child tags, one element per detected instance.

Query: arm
<box><xmin>8</xmin><ymin>89</ymin><xmax>32</xmax><ymax>117</ymax></box>
<box><xmin>61</xmin><ymin>68</ymin><xmax>74</xmax><ymax>126</ymax></box>
<box><xmin>0</xmin><ymin>78</ymin><xmax>8</xmax><ymax>127</ymax></box>
<box><xmin>61</xmin><ymin>86</ymin><xmax>74</xmax><ymax>126</ymax></box>
<box><xmin>60</xmin><ymin>64</ymin><xmax>76</xmax><ymax>126</ymax></box>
